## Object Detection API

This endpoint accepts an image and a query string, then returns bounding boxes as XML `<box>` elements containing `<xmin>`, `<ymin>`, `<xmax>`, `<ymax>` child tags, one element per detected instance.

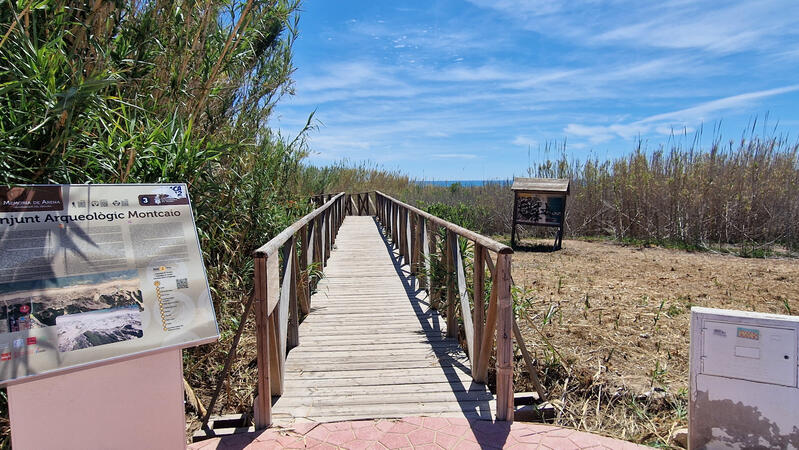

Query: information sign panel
<box><xmin>0</xmin><ymin>184</ymin><xmax>218</xmax><ymax>383</ymax></box>
<box><xmin>515</xmin><ymin>192</ymin><xmax>565</xmax><ymax>226</ymax></box>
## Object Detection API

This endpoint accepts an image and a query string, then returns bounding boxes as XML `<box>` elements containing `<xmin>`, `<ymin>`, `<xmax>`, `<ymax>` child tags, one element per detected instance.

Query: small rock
<box><xmin>639</xmin><ymin>333</ymin><xmax>650</xmax><ymax>339</ymax></box>
<box><xmin>672</xmin><ymin>427</ymin><xmax>688</xmax><ymax>448</ymax></box>
<box><xmin>637</xmin><ymin>389</ymin><xmax>666</xmax><ymax>401</ymax></box>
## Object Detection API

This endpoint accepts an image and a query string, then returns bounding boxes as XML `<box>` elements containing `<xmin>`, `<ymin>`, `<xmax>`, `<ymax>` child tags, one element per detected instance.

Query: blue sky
<box><xmin>274</xmin><ymin>1</ymin><xmax>799</xmax><ymax>180</ymax></box>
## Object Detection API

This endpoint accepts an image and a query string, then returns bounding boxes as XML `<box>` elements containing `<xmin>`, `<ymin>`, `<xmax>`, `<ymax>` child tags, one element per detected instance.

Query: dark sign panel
<box><xmin>515</xmin><ymin>193</ymin><xmax>565</xmax><ymax>226</ymax></box>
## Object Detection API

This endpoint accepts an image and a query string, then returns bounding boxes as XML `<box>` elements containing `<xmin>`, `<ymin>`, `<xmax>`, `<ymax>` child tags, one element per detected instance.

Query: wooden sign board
<box><xmin>510</xmin><ymin>178</ymin><xmax>569</xmax><ymax>250</ymax></box>
<box><xmin>0</xmin><ymin>184</ymin><xmax>218</xmax><ymax>384</ymax></box>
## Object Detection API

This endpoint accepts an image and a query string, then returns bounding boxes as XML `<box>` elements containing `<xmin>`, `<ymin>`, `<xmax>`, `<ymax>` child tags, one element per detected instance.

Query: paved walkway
<box><xmin>190</xmin><ymin>417</ymin><xmax>646</xmax><ymax>449</ymax></box>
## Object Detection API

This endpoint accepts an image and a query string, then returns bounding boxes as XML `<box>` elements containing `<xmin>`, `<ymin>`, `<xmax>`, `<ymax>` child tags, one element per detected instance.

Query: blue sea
<box><xmin>419</xmin><ymin>179</ymin><xmax>510</xmax><ymax>187</ymax></box>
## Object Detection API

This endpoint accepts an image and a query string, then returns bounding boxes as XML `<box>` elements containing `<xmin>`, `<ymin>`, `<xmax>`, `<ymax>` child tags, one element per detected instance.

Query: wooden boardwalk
<box><xmin>271</xmin><ymin>216</ymin><xmax>496</xmax><ymax>425</ymax></box>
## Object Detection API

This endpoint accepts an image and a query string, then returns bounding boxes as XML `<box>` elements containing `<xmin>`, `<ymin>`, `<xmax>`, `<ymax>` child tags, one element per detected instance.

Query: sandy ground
<box><xmin>511</xmin><ymin>239</ymin><xmax>798</xmax><ymax>444</ymax></box>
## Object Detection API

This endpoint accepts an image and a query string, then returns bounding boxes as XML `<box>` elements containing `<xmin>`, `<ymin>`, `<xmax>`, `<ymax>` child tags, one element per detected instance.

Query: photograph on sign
<box><xmin>0</xmin><ymin>184</ymin><xmax>218</xmax><ymax>384</ymax></box>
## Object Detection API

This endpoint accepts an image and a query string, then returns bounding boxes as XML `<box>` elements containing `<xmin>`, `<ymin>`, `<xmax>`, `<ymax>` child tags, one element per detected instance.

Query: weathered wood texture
<box><xmin>376</xmin><ymin>191</ymin><xmax>514</xmax><ymax>422</ymax></box>
<box><xmin>271</xmin><ymin>216</ymin><xmax>496</xmax><ymax>425</ymax></box>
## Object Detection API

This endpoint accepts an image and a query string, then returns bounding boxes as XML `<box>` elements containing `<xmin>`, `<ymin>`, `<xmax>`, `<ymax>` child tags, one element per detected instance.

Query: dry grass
<box><xmin>511</xmin><ymin>238</ymin><xmax>799</xmax><ymax>447</ymax></box>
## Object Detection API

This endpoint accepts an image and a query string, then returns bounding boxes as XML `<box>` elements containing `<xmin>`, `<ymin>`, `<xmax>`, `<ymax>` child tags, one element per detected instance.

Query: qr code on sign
<box><xmin>176</xmin><ymin>278</ymin><xmax>189</xmax><ymax>289</ymax></box>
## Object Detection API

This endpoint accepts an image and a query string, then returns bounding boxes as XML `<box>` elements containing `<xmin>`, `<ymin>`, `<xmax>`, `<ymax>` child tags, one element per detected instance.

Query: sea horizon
<box><xmin>418</xmin><ymin>179</ymin><xmax>511</xmax><ymax>187</ymax></box>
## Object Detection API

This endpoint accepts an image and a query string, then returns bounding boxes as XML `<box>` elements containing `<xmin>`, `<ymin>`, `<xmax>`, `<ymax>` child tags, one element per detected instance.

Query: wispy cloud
<box><xmin>466</xmin><ymin>0</ymin><xmax>799</xmax><ymax>54</ymax></box>
<box><xmin>564</xmin><ymin>85</ymin><xmax>799</xmax><ymax>143</ymax></box>
<box><xmin>641</xmin><ymin>84</ymin><xmax>799</xmax><ymax>123</ymax></box>
<box><xmin>512</xmin><ymin>136</ymin><xmax>538</xmax><ymax>147</ymax></box>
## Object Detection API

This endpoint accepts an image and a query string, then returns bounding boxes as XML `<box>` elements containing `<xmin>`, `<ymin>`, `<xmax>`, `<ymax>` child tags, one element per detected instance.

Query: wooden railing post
<box><xmin>420</xmin><ymin>217</ymin><xmax>429</xmax><ymax>290</ymax></box>
<box><xmin>391</xmin><ymin>202</ymin><xmax>397</xmax><ymax>244</ymax></box>
<box><xmin>475</xmin><ymin>254</ymin><xmax>498</xmax><ymax>383</ymax></box>
<box><xmin>253</xmin><ymin>256</ymin><xmax>271</xmax><ymax>428</ymax></box>
<box><xmin>409</xmin><ymin>213</ymin><xmax>416</xmax><ymax>275</ymax></box>
<box><xmin>287</xmin><ymin>237</ymin><xmax>299</xmax><ymax>350</ymax></box>
<box><xmin>298</xmin><ymin>225</ymin><xmax>310</xmax><ymax>315</ymax></box>
<box><xmin>313</xmin><ymin>216</ymin><xmax>322</xmax><ymax>275</ymax></box>
<box><xmin>405</xmin><ymin>209</ymin><xmax>412</xmax><ymax>266</ymax></box>
<box><xmin>446</xmin><ymin>230</ymin><xmax>457</xmax><ymax>338</ymax></box>
<box><xmin>324</xmin><ymin>210</ymin><xmax>331</xmax><ymax>262</ymax></box>
<box><xmin>495</xmin><ymin>253</ymin><xmax>514</xmax><ymax>421</ymax></box>
<box><xmin>400</xmin><ymin>208</ymin><xmax>407</xmax><ymax>263</ymax></box>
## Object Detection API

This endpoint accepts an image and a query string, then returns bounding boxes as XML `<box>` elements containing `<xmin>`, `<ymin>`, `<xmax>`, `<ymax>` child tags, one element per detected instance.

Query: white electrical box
<box><xmin>690</xmin><ymin>307</ymin><xmax>799</xmax><ymax>449</ymax></box>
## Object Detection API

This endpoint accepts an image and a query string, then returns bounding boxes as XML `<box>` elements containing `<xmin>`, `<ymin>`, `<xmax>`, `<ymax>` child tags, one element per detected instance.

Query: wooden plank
<box><xmin>474</xmin><ymin>262</ymin><xmax>498</xmax><ymax>383</ymax></box>
<box><xmin>298</xmin><ymin>224</ymin><xmax>310</xmax><ymax>315</ymax></box>
<box><xmin>428</xmin><ymin>224</ymin><xmax>438</xmax><ymax>309</ymax></box>
<box><xmin>325</xmin><ymin>209</ymin><xmax>331</xmax><ymax>261</ymax></box>
<box><xmin>278</xmin><ymin>372</ymin><xmax>475</xmax><ymax>389</ymax></box>
<box><xmin>266</xmin><ymin>253</ymin><xmax>279</xmax><ymax>315</ymax></box>
<box><xmin>280</xmin><ymin>381</ymin><xmax>487</xmax><ymax>396</ymax></box>
<box><xmin>446</xmin><ymin>230</ymin><xmax>457</xmax><ymax>338</ymax></box>
<box><xmin>289</xmin><ymin>341</ymin><xmax>461</xmax><ymax>352</ymax></box>
<box><xmin>473</xmin><ymin>244</ymin><xmax>485</xmax><ymax>369</ymax></box>
<box><xmin>288</xmin><ymin>237</ymin><xmax>299</xmax><ymax>349</ymax></box>
<box><xmin>282</xmin><ymin>366</ymin><xmax>473</xmax><ymax>380</ymax></box>
<box><xmin>274</xmin><ymin>391</ymin><xmax>495</xmax><ymax>407</ymax></box>
<box><xmin>285</xmin><ymin>359</ymin><xmax>467</xmax><ymax>372</ymax></box>
<box><xmin>405</xmin><ymin>210</ymin><xmax>412</xmax><ymax>268</ymax></box>
<box><xmin>268</xmin><ymin>312</ymin><xmax>282</xmax><ymax>395</ymax></box>
<box><xmin>279</xmin><ymin>241</ymin><xmax>293</xmax><ymax>360</ymax></box>
<box><xmin>454</xmin><ymin>235</ymin><xmax>474</xmax><ymax>365</ymax></box>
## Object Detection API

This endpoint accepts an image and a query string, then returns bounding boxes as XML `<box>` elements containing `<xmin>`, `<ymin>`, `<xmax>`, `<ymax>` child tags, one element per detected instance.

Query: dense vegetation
<box><xmin>1</xmin><ymin>0</ymin><xmax>311</xmax><ymax>443</ymax></box>
<box><xmin>313</xmin><ymin>136</ymin><xmax>799</xmax><ymax>254</ymax></box>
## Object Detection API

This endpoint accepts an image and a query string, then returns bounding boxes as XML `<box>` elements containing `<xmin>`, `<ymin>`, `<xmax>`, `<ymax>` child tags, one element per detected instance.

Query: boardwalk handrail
<box><xmin>374</xmin><ymin>191</ymin><xmax>511</xmax><ymax>254</ymax></box>
<box><xmin>255</xmin><ymin>193</ymin><xmax>345</xmax><ymax>258</ymax></box>
<box><xmin>251</xmin><ymin>192</ymin><xmax>346</xmax><ymax>428</ymax></box>
<box><xmin>373</xmin><ymin>191</ymin><xmax>515</xmax><ymax>421</ymax></box>
<box><xmin>197</xmin><ymin>193</ymin><xmax>345</xmax><ymax>434</ymax></box>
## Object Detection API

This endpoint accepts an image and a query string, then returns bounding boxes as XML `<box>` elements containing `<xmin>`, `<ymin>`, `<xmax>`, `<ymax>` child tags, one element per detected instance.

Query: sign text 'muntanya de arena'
<box><xmin>0</xmin><ymin>184</ymin><xmax>218</xmax><ymax>384</ymax></box>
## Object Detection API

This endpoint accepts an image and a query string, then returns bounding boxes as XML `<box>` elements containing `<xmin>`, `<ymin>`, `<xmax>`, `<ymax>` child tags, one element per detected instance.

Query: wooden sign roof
<box><xmin>510</xmin><ymin>177</ymin><xmax>570</xmax><ymax>194</ymax></box>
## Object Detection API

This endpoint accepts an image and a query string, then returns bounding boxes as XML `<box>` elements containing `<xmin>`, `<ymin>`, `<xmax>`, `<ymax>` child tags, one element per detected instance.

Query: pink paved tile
<box><xmin>434</xmin><ymin>431</ymin><xmax>460</xmax><ymax>449</ymax></box>
<box><xmin>374</xmin><ymin>420</ymin><xmax>396</xmax><ymax>432</ymax></box>
<box><xmin>422</xmin><ymin>417</ymin><xmax>450</xmax><ymax>431</ymax></box>
<box><xmin>378</xmin><ymin>432</ymin><xmax>412</xmax><ymax>448</ymax></box>
<box><xmin>353</xmin><ymin>424</ymin><xmax>384</xmax><ymax>441</ymax></box>
<box><xmin>327</xmin><ymin>429</ymin><xmax>357</xmax><ymax>445</ymax></box>
<box><xmin>407</xmin><ymin>428</ymin><xmax>436</xmax><ymax>446</ymax></box>
<box><xmin>188</xmin><ymin>416</ymin><xmax>650</xmax><ymax>449</ymax></box>
<box><xmin>387</xmin><ymin>420</ymin><xmax>419</xmax><ymax>434</ymax></box>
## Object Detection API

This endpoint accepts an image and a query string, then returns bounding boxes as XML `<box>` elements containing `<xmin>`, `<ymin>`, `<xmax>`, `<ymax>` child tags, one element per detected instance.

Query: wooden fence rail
<box><xmin>200</xmin><ymin>193</ymin><xmax>345</xmax><ymax>432</ymax></box>
<box><xmin>250</xmin><ymin>192</ymin><xmax>346</xmax><ymax>428</ymax></box>
<box><xmin>374</xmin><ymin>191</ymin><xmax>515</xmax><ymax>421</ymax></box>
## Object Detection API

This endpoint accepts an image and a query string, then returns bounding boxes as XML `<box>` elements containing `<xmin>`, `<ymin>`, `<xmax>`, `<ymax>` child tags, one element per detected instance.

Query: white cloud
<box><xmin>466</xmin><ymin>0</ymin><xmax>799</xmax><ymax>54</ymax></box>
<box><xmin>512</xmin><ymin>136</ymin><xmax>538</xmax><ymax>147</ymax></box>
<box><xmin>564</xmin><ymin>84</ymin><xmax>799</xmax><ymax>143</ymax></box>
<box><xmin>640</xmin><ymin>84</ymin><xmax>799</xmax><ymax>123</ymax></box>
